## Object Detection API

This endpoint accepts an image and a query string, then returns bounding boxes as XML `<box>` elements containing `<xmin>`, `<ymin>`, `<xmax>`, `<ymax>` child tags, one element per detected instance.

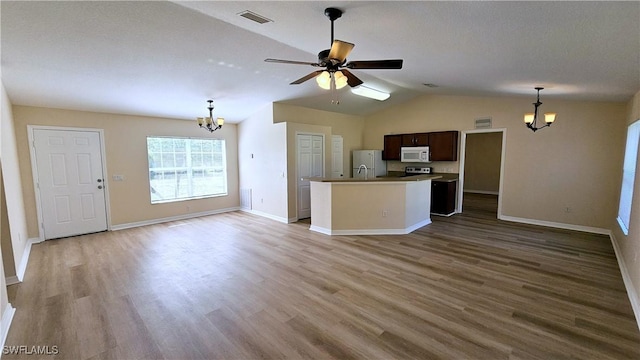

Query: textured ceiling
<box><xmin>1</xmin><ymin>1</ymin><xmax>639</xmax><ymax>123</ymax></box>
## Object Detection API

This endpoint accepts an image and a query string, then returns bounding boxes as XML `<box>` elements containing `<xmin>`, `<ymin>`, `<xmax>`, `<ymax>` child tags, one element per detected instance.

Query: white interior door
<box><xmin>297</xmin><ymin>134</ymin><xmax>323</xmax><ymax>219</ymax></box>
<box><xmin>33</xmin><ymin>129</ymin><xmax>108</xmax><ymax>239</ymax></box>
<box><xmin>331</xmin><ymin>135</ymin><xmax>344</xmax><ymax>179</ymax></box>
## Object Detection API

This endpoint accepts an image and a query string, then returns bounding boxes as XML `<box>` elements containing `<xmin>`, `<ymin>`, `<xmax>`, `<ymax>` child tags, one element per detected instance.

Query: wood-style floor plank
<box><xmin>4</xmin><ymin>193</ymin><xmax>639</xmax><ymax>359</ymax></box>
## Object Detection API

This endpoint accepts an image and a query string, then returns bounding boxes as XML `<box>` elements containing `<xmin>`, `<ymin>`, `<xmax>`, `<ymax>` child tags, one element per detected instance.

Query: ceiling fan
<box><xmin>264</xmin><ymin>7</ymin><xmax>403</xmax><ymax>89</ymax></box>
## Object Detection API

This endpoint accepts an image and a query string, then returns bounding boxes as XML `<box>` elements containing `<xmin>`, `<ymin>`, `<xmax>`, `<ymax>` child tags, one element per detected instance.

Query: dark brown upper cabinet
<box><xmin>383</xmin><ymin>130</ymin><xmax>459</xmax><ymax>162</ymax></box>
<box><xmin>401</xmin><ymin>133</ymin><xmax>429</xmax><ymax>147</ymax></box>
<box><xmin>428</xmin><ymin>131</ymin><xmax>459</xmax><ymax>161</ymax></box>
<box><xmin>382</xmin><ymin>134</ymin><xmax>402</xmax><ymax>160</ymax></box>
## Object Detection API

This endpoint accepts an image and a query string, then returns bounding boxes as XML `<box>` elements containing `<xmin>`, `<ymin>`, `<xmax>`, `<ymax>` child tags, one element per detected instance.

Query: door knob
<box><xmin>97</xmin><ymin>179</ymin><xmax>103</xmax><ymax>183</ymax></box>
<box><xmin>98</xmin><ymin>185</ymin><xmax>103</xmax><ymax>189</ymax></box>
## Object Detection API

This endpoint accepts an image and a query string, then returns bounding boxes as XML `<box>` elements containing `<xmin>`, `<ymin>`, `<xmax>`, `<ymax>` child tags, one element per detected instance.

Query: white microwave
<box><xmin>401</xmin><ymin>146</ymin><xmax>430</xmax><ymax>163</ymax></box>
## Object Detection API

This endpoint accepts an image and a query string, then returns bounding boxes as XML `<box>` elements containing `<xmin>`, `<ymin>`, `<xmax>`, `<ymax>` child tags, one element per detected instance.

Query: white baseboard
<box><xmin>1</xmin><ymin>304</ymin><xmax>16</xmax><ymax>353</ymax></box>
<box><xmin>111</xmin><ymin>207</ymin><xmax>240</xmax><ymax>231</ymax></box>
<box><xmin>609</xmin><ymin>233</ymin><xmax>640</xmax><ymax>332</ymax></box>
<box><xmin>432</xmin><ymin>211</ymin><xmax>456</xmax><ymax>217</ymax></box>
<box><xmin>498</xmin><ymin>215</ymin><xmax>610</xmax><ymax>235</ymax></box>
<box><xmin>5</xmin><ymin>237</ymin><xmax>42</xmax><ymax>285</ymax></box>
<box><xmin>464</xmin><ymin>190</ymin><xmax>499</xmax><ymax>195</ymax></box>
<box><xmin>16</xmin><ymin>238</ymin><xmax>40</xmax><ymax>283</ymax></box>
<box><xmin>240</xmin><ymin>209</ymin><xmax>290</xmax><ymax>224</ymax></box>
<box><xmin>310</xmin><ymin>218</ymin><xmax>432</xmax><ymax>236</ymax></box>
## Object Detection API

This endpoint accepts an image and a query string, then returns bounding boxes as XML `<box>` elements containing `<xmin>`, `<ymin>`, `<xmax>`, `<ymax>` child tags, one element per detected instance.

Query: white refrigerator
<box><xmin>352</xmin><ymin>150</ymin><xmax>387</xmax><ymax>179</ymax></box>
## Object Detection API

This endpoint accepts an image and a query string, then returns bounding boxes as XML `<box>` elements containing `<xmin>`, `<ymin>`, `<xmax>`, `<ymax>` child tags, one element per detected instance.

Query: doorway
<box><xmin>29</xmin><ymin>126</ymin><xmax>109</xmax><ymax>240</ymax></box>
<box><xmin>457</xmin><ymin>129</ymin><xmax>506</xmax><ymax>218</ymax></box>
<box><xmin>296</xmin><ymin>133</ymin><xmax>324</xmax><ymax>219</ymax></box>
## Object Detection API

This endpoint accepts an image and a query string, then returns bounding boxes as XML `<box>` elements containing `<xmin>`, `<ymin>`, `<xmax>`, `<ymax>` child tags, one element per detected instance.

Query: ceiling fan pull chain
<box><xmin>332</xmin><ymin>78</ymin><xmax>340</xmax><ymax>105</ymax></box>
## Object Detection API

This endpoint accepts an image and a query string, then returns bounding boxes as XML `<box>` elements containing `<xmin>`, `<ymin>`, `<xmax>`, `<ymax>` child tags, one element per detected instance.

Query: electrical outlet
<box><xmin>382</xmin><ymin>210</ymin><xmax>388</xmax><ymax>217</ymax></box>
<box><xmin>565</xmin><ymin>207</ymin><xmax>571</xmax><ymax>213</ymax></box>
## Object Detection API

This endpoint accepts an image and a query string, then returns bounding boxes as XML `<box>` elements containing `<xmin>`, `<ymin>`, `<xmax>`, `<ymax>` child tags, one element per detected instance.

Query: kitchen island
<box><xmin>309</xmin><ymin>175</ymin><xmax>441</xmax><ymax>235</ymax></box>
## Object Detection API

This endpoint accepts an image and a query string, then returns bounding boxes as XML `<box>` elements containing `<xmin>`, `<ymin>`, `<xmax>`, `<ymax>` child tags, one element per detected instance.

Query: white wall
<box><xmin>237</xmin><ymin>104</ymin><xmax>289</xmax><ymax>222</ymax></box>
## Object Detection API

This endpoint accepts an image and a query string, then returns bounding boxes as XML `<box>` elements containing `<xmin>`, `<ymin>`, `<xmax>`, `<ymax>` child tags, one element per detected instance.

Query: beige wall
<box><xmin>273</xmin><ymin>103</ymin><xmax>365</xmax><ymax>220</ymax></box>
<box><xmin>237</xmin><ymin>104</ymin><xmax>289</xmax><ymax>221</ymax></box>
<box><xmin>237</xmin><ymin>103</ymin><xmax>362</xmax><ymax>222</ymax></box>
<box><xmin>0</xmin><ymin>81</ymin><xmax>12</xmax><ymax>336</ymax></box>
<box><xmin>274</xmin><ymin>103</ymin><xmax>365</xmax><ymax>174</ymax></box>
<box><xmin>612</xmin><ymin>89</ymin><xmax>640</xmax><ymax>322</ymax></box>
<box><xmin>0</xmin><ymin>172</ymin><xmax>15</xmax><ymax>278</ymax></box>
<box><xmin>363</xmin><ymin>94</ymin><xmax>627</xmax><ymax>230</ymax></box>
<box><xmin>1</xmin><ymin>86</ymin><xmax>28</xmax><ymax>277</ymax></box>
<box><xmin>12</xmin><ymin>106</ymin><xmax>239</xmax><ymax>237</ymax></box>
<box><xmin>464</xmin><ymin>132</ymin><xmax>503</xmax><ymax>193</ymax></box>
<box><xmin>0</xmin><ymin>166</ymin><xmax>9</xmax><ymax>333</ymax></box>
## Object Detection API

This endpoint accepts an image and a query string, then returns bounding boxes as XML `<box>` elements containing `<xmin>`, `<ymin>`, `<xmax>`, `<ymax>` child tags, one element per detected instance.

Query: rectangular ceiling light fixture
<box><xmin>238</xmin><ymin>10</ymin><xmax>273</xmax><ymax>24</ymax></box>
<box><xmin>350</xmin><ymin>85</ymin><xmax>390</xmax><ymax>101</ymax></box>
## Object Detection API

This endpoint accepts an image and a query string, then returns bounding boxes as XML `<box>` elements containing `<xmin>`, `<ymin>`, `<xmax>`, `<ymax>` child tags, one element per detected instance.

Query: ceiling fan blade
<box><xmin>265</xmin><ymin>58</ymin><xmax>320</xmax><ymax>66</ymax></box>
<box><xmin>340</xmin><ymin>69</ymin><xmax>363</xmax><ymax>87</ymax></box>
<box><xmin>345</xmin><ymin>59</ymin><xmax>403</xmax><ymax>69</ymax></box>
<box><xmin>328</xmin><ymin>40</ymin><xmax>354</xmax><ymax>63</ymax></box>
<box><xmin>290</xmin><ymin>70</ymin><xmax>324</xmax><ymax>85</ymax></box>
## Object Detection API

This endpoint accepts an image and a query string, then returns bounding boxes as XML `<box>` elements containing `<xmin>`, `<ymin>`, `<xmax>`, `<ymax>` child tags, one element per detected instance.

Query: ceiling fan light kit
<box><xmin>524</xmin><ymin>87</ymin><xmax>556</xmax><ymax>132</ymax></box>
<box><xmin>351</xmin><ymin>85</ymin><xmax>390</xmax><ymax>101</ymax></box>
<box><xmin>264</xmin><ymin>7</ymin><xmax>403</xmax><ymax>96</ymax></box>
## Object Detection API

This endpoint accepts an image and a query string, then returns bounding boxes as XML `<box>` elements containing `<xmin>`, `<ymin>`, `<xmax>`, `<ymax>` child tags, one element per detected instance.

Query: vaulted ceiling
<box><xmin>1</xmin><ymin>1</ymin><xmax>638</xmax><ymax>123</ymax></box>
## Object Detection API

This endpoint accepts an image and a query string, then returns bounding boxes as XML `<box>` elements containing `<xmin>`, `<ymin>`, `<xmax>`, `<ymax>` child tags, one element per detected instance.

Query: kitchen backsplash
<box><xmin>387</xmin><ymin>161</ymin><xmax>459</xmax><ymax>173</ymax></box>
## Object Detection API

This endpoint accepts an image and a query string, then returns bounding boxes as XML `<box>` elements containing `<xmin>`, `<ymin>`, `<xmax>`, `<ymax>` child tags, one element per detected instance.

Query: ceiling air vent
<box><xmin>238</xmin><ymin>10</ymin><xmax>272</xmax><ymax>24</ymax></box>
<box><xmin>474</xmin><ymin>117</ymin><xmax>492</xmax><ymax>129</ymax></box>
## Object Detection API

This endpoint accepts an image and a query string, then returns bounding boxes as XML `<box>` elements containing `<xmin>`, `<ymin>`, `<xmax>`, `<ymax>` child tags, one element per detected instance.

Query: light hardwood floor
<box><xmin>4</xmin><ymin>193</ymin><xmax>639</xmax><ymax>359</ymax></box>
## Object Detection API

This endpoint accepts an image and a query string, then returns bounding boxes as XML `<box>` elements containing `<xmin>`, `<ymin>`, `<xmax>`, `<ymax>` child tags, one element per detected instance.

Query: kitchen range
<box><xmin>403</xmin><ymin>166</ymin><xmax>432</xmax><ymax>176</ymax></box>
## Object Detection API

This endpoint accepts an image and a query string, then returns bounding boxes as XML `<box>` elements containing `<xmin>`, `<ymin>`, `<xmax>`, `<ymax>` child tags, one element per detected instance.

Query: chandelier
<box><xmin>524</xmin><ymin>87</ymin><xmax>556</xmax><ymax>132</ymax></box>
<box><xmin>196</xmin><ymin>100</ymin><xmax>224</xmax><ymax>133</ymax></box>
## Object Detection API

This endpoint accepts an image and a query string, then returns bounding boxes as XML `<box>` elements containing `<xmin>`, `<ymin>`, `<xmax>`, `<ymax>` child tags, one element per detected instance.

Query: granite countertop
<box><xmin>308</xmin><ymin>174</ymin><xmax>442</xmax><ymax>183</ymax></box>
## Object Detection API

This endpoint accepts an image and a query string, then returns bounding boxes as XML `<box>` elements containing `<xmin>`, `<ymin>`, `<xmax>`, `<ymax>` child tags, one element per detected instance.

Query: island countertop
<box><xmin>307</xmin><ymin>174</ymin><xmax>442</xmax><ymax>183</ymax></box>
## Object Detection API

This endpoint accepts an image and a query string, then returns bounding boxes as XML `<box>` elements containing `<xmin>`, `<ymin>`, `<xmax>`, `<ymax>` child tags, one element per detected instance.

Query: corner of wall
<box><xmin>609</xmin><ymin>230</ymin><xmax>640</xmax><ymax>331</ymax></box>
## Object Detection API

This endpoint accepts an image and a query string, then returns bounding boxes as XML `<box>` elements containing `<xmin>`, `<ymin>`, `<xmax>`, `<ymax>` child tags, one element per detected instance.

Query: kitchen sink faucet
<box><xmin>357</xmin><ymin>164</ymin><xmax>368</xmax><ymax>180</ymax></box>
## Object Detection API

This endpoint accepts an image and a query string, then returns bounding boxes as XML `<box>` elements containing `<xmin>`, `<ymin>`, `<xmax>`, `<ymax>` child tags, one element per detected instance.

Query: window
<box><xmin>618</xmin><ymin>119</ymin><xmax>640</xmax><ymax>235</ymax></box>
<box><xmin>147</xmin><ymin>136</ymin><xmax>227</xmax><ymax>204</ymax></box>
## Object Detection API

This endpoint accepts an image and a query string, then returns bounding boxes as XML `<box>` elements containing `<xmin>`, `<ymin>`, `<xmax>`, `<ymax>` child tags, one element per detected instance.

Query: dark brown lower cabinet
<box><xmin>431</xmin><ymin>180</ymin><xmax>456</xmax><ymax>216</ymax></box>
